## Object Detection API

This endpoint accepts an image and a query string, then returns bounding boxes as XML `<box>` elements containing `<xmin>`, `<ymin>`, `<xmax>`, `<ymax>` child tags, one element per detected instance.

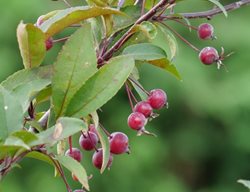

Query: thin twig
<box><xmin>98</xmin><ymin>0</ymin><xmax>171</xmax><ymax>64</ymax></box>
<box><xmin>158</xmin><ymin>0</ymin><xmax>250</xmax><ymax>20</ymax></box>
<box><xmin>158</xmin><ymin>21</ymin><xmax>200</xmax><ymax>52</ymax></box>
<box><xmin>125</xmin><ymin>83</ymin><xmax>135</xmax><ymax>110</ymax></box>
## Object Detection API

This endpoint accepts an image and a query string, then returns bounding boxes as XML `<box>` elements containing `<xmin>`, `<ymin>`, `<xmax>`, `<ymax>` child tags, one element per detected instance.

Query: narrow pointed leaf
<box><xmin>52</xmin><ymin>24</ymin><xmax>98</xmax><ymax>118</ymax></box>
<box><xmin>207</xmin><ymin>0</ymin><xmax>228</xmax><ymax>17</ymax></box>
<box><xmin>30</xmin><ymin>117</ymin><xmax>87</xmax><ymax>146</ymax></box>
<box><xmin>65</xmin><ymin>56</ymin><xmax>135</xmax><ymax>118</ymax></box>
<box><xmin>40</xmin><ymin>6</ymin><xmax>123</xmax><ymax>38</ymax></box>
<box><xmin>238</xmin><ymin>179</ymin><xmax>250</xmax><ymax>189</ymax></box>
<box><xmin>17</xmin><ymin>22</ymin><xmax>46</xmax><ymax>69</ymax></box>
<box><xmin>96</xmin><ymin>125</ymin><xmax>110</xmax><ymax>173</ymax></box>
<box><xmin>56</xmin><ymin>155</ymin><xmax>89</xmax><ymax>190</ymax></box>
<box><xmin>123</xmin><ymin>43</ymin><xmax>181</xmax><ymax>80</ymax></box>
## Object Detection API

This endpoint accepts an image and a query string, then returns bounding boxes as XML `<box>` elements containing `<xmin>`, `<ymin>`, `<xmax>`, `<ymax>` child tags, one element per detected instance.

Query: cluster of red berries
<box><xmin>127</xmin><ymin>89</ymin><xmax>167</xmax><ymax>134</ymax></box>
<box><xmin>35</xmin><ymin>16</ymin><xmax>54</xmax><ymax>51</ymax></box>
<box><xmin>197</xmin><ymin>23</ymin><xmax>222</xmax><ymax>68</ymax></box>
<box><xmin>64</xmin><ymin>124</ymin><xmax>129</xmax><ymax>179</ymax></box>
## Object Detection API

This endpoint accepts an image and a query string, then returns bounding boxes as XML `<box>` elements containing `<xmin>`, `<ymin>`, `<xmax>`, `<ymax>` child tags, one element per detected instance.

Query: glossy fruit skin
<box><xmin>45</xmin><ymin>37</ymin><xmax>53</xmax><ymax>51</ymax></box>
<box><xmin>127</xmin><ymin>112</ymin><xmax>147</xmax><ymax>130</ymax></box>
<box><xmin>92</xmin><ymin>148</ymin><xmax>113</xmax><ymax>170</ymax></box>
<box><xmin>79</xmin><ymin>131</ymin><xmax>98</xmax><ymax>151</ymax></box>
<box><xmin>199</xmin><ymin>47</ymin><xmax>219</xmax><ymax>65</ymax></box>
<box><xmin>109</xmin><ymin>132</ymin><xmax>129</xmax><ymax>154</ymax></box>
<box><xmin>198</xmin><ymin>23</ymin><xmax>214</xmax><ymax>40</ymax></box>
<box><xmin>147</xmin><ymin>89</ymin><xmax>167</xmax><ymax>109</ymax></box>
<box><xmin>133</xmin><ymin>101</ymin><xmax>153</xmax><ymax>118</ymax></box>
<box><xmin>73</xmin><ymin>190</ymin><xmax>85</xmax><ymax>192</ymax></box>
<box><xmin>65</xmin><ymin>148</ymin><xmax>82</xmax><ymax>162</ymax></box>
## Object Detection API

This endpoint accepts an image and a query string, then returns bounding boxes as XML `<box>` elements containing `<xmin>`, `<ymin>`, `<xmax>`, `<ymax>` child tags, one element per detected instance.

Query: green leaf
<box><xmin>40</xmin><ymin>6</ymin><xmax>123</xmax><ymax>38</ymax></box>
<box><xmin>123</xmin><ymin>43</ymin><xmax>167</xmax><ymax>60</ymax></box>
<box><xmin>17</xmin><ymin>22</ymin><xmax>46</xmax><ymax>69</ymax></box>
<box><xmin>11</xmin><ymin>131</ymin><xmax>38</xmax><ymax>144</ymax></box>
<box><xmin>96</xmin><ymin>124</ymin><xmax>110</xmax><ymax>173</ymax></box>
<box><xmin>151</xmin><ymin>23</ymin><xmax>178</xmax><ymax>61</ymax></box>
<box><xmin>4</xmin><ymin>136</ymin><xmax>30</xmax><ymax>150</ymax></box>
<box><xmin>134</xmin><ymin>21</ymin><xmax>157</xmax><ymax>40</ymax></box>
<box><xmin>35</xmin><ymin>86</ymin><xmax>52</xmax><ymax>105</ymax></box>
<box><xmin>113</xmin><ymin>5</ymin><xmax>141</xmax><ymax>32</ymax></box>
<box><xmin>56</xmin><ymin>155</ymin><xmax>89</xmax><ymax>190</ymax></box>
<box><xmin>66</xmin><ymin>56</ymin><xmax>135</xmax><ymax>118</ymax></box>
<box><xmin>123</xmin><ymin>43</ymin><xmax>182</xmax><ymax>80</ymax></box>
<box><xmin>25</xmin><ymin>151</ymin><xmax>54</xmax><ymax>167</ymax></box>
<box><xmin>148</xmin><ymin>59</ymin><xmax>182</xmax><ymax>80</ymax></box>
<box><xmin>31</xmin><ymin>117</ymin><xmax>87</xmax><ymax>146</ymax></box>
<box><xmin>238</xmin><ymin>179</ymin><xmax>250</xmax><ymax>189</ymax></box>
<box><xmin>1</xmin><ymin>66</ymin><xmax>52</xmax><ymax>112</ymax></box>
<box><xmin>207</xmin><ymin>0</ymin><xmax>228</xmax><ymax>17</ymax></box>
<box><xmin>52</xmin><ymin>24</ymin><xmax>98</xmax><ymax>118</ymax></box>
<box><xmin>0</xmin><ymin>87</ymin><xmax>23</xmax><ymax>141</ymax></box>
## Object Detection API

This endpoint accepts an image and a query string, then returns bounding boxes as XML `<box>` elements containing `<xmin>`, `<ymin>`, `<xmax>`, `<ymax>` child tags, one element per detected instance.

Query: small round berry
<box><xmin>92</xmin><ymin>148</ymin><xmax>113</xmax><ymax>170</ymax></box>
<box><xmin>127</xmin><ymin>112</ymin><xmax>147</xmax><ymax>130</ymax></box>
<box><xmin>45</xmin><ymin>37</ymin><xmax>54</xmax><ymax>51</ymax></box>
<box><xmin>65</xmin><ymin>148</ymin><xmax>82</xmax><ymax>162</ymax></box>
<box><xmin>73</xmin><ymin>190</ymin><xmax>85</xmax><ymax>192</ymax></box>
<box><xmin>199</xmin><ymin>47</ymin><xmax>219</xmax><ymax>65</ymax></box>
<box><xmin>109</xmin><ymin>132</ymin><xmax>129</xmax><ymax>154</ymax></box>
<box><xmin>147</xmin><ymin>89</ymin><xmax>167</xmax><ymax>109</ymax></box>
<box><xmin>133</xmin><ymin>101</ymin><xmax>153</xmax><ymax>118</ymax></box>
<box><xmin>198</xmin><ymin>23</ymin><xmax>214</xmax><ymax>40</ymax></box>
<box><xmin>88</xmin><ymin>124</ymin><xmax>98</xmax><ymax>136</ymax></box>
<box><xmin>79</xmin><ymin>131</ymin><xmax>98</xmax><ymax>151</ymax></box>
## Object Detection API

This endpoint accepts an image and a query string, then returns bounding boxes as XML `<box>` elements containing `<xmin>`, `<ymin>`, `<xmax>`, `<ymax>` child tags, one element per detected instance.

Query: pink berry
<box><xmin>133</xmin><ymin>101</ymin><xmax>153</xmax><ymax>117</ymax></box>
<box><xmin>79</xmin><ymin>131</ymin><xmax>98</xmax><ymax>151</ymax></box>
<box><xmin>45</xmin><ymin>37</ymin><xmax>53</xmax><ymax>51</ymax></box>
<box><xmin>127</xmin><ymin>112</ymin><xmax>146</xmax><ymax>130</ymax></box>
<box><xmin>92</xmin><ymin>148</ymin><xmax>113</xmax><ymax>170</ymax></box>
<box><xmin>199</xmin><ymin>47</ymin><xmax>219</xmax><ymax>65</ymax></box>
<box><xmin>88</xmin><ymin>124</ymin><xmax>98</xmax><ymax>136</ymax></box>
<box><xmin>198</xmin><ymin>23</ymin><xmax>214</xmax><ymax>40</ymax></box>
<box><xmin>73</xmin><ymin>190</ymin><xmax>85</xmax><ymax>192</ymax></box>
<box><xmin>147</xmin><ymin>89</ymin><xmax>167</xmax><ymax>109</ymax></box>
<box><xmin>65</xmin><ymin>148</ymin><xmax>82</xmax><ymax>162</ymax></box>
<box><xmin>109</xmin><ymin>132</ymin><xmax>129</xmax><ymax>154</ymax></box>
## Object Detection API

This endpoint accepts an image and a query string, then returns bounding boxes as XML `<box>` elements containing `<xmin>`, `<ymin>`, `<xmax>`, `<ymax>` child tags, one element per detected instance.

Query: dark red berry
<box><xmin>198</xmin><ymin>23</ymin><xmax>214</xmax><ymax>40</ymax></box>
<box><xmin>45</xmin><ymin>37</ymin><xmax>53</xmax><ymax>51</ymax></box>
<box><xmin>199</xmin><ymin>47</ymin><xmax>219</xmax><ymax>65</ymax></box>
<box><xmin>73</xmin><ymin>190</ymin><xmax>85</xmax><ymax>192</ymax></box>
<box><xmin>65</xmin><ymin>148</ymin><xmax>82</xmax><ymax>162</ymax></box>
<box><xmin>79</xmin><ymin>131</ymin><xmax>98</xmax><ymax>151</ymax></box>
<box><xmin>133</xmin><ymin>101</ymin><xmax>153</xmax><ymax>118</ymax></box>
<box><xmin>92</xmin><ymin>148</ymin><xmax>113</xmax><ymax>170</ymax></box>
<box><xmin>147</xmin><ymin>89</ymin><xmax>167</xmax><ymax>109</ymax></box>
<box><xmin>109</xmin><ymin>132</ymin><xmax>129</xmax><ymax>154</ymax></box>
<box><xmin>127</xmin><ymin>112</ymin><xmax>147</xmax><ymax>130</ymax></box>
<box><xmin>88</xmin><ymin>124</ymin><xmax>98</xmax><ymax>136</ymax></box>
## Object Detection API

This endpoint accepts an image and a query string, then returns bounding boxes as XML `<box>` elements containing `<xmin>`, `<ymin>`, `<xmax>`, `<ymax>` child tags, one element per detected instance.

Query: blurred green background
<box><xmin>1</xmin><ymin>0</ymin><xmax>250</xmax><ymax>192</ymax></box>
